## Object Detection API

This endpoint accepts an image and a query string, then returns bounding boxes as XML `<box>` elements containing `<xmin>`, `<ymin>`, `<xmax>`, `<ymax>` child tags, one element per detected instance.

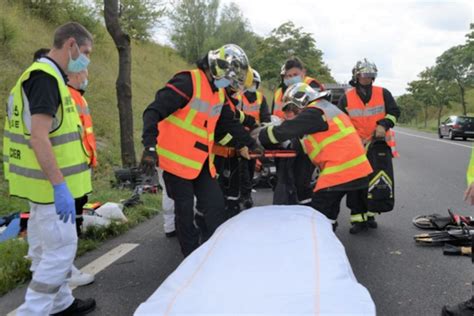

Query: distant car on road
<box><xmin>438</xmin><ymin>116</ymin><xmax>474</xmax><ymax>140</ymax></box>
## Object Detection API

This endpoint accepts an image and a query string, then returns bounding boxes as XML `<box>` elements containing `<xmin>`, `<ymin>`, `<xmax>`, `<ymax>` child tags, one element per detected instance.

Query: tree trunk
<box><xmin>460</xmin><ymin>84</ymin><xmax>467</xmax><ymax>115</ymax></box>
<box><xmin>104</xmin><ymin>0</ymin><xmax>136</xmax><ymax>167</ymax></box>
<box><xmin>424</xmin><ymin>105</ymin><xmax>428</xmax><ymax>128</ymax></box>
<box><xmin>437</xmin><ymin>103</ymin><xmax>444</xmax><ymax>129</ymax></box>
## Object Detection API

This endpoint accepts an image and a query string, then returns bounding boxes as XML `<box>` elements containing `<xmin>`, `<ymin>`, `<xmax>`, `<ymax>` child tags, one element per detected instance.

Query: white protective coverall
<box><xmin>18</xmin><ymin>203</ymin><xmax>77</xmax><ymax>315</ymax></box>
<box><xmin>157</xmin><ymin>168</ymin><xmax>175</xmax><ymax>234</ymax></box>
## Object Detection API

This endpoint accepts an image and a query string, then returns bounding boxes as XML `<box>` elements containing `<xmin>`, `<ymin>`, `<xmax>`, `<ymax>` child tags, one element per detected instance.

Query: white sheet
<box><xmin>135</xmin><ymin>205</ymin><xmax>375</xmax><ymax>316</ymax></box>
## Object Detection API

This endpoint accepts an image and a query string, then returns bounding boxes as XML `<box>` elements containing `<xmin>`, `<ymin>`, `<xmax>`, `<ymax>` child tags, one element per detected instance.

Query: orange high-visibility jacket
<box><xmin>345</xmin><ymin>86</ymin><xmax>386</xmax><ymax>142</ymax></box>
<box><xmin>69</xmin><ymin>87</ymin><xmax>97</xmax><ymax>167</ymax></box>
<box><xmin>242</xmin><ymin>91</ymin><xmax>264</xmax><ymax>123</ymax></box>
<box><xmin>273</xmin><ymin>76</ymin><xmax>325</xmax><ymax>119</ymax></box>
<box><xmin>157</xmin><ymin>69</ymin><xmax>225</xmax><ymax>180</ymax></box>
<box><xmin>302</xmin><ymin>99</ymin><xmax>373</xmax><ymax>191</ymax></box>
<box><xmin>345</xmin><ymin>86</ymin><xmax>398</xmax><ymax>156</ymax></box>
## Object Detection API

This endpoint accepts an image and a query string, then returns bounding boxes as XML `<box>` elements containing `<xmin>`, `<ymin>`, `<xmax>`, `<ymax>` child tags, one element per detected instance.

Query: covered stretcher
<box><xmin>135</xmin><ymin>205</ymin><xmax>375</xmax><ymax>315</ymax></box>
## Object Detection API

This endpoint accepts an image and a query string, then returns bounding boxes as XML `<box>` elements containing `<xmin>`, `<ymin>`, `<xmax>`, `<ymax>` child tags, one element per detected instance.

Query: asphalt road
<box><xmin>1</xmin><ymin>127</ymin><xmax>473</xmax><ymax>316</ymax></box>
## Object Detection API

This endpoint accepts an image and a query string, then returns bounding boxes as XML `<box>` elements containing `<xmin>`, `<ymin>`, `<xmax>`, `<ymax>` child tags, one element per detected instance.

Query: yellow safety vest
<box><xmin>468</xmin><ymin>147</ymin><xmax>474</xmax><ymax>186</ymax></box>
<box><xmin>3</xmin><ymin>59</ymin><xmax>92</xmax><ymax>203</ymax></box>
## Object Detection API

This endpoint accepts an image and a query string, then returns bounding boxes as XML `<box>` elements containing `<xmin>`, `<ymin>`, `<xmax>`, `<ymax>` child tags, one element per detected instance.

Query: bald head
<box><xmin>68</xmin><ymin>69</ymin><xmax>88</xmax><ymax>91</ymax></box>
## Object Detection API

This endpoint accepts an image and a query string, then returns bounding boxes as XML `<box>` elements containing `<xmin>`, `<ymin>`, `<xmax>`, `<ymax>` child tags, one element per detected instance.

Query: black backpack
<box><xmin>367</xmin><ymin>139</ymin><xmax>394</xmax><ymax>213</ymax></box>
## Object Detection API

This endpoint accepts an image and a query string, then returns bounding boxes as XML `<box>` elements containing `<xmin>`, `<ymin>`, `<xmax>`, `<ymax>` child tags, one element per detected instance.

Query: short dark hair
<box><xmin>53</xmin><ymin>22</ymin><xmax>93</xmax><ymax>49</ymax></box>
<box><xmin>33</xmin><ymin>48</ymin><xmax>50</xmax><ymax>61</ymax></box>
<box><xmin>284</xmin><ymin>57</ymin><xmax>304</xmax><ymax>71</ymax></box>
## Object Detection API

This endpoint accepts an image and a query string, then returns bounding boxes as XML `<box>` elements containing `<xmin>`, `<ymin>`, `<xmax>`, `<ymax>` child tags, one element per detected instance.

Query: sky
<box><xmin>155</xmin><ymin>0</ymin><xmax>473</xmax><ymax>96</ymax></box>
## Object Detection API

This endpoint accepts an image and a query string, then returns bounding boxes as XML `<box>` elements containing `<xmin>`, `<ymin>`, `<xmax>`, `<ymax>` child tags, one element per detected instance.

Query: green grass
<box><xmin>0</xmin><ymin>0</ymin><xmax>176</xmax><ymax>296</ymax></box>
<box><xmin>0</xmin><ymin>0</ymin><xmax>189</xmax><ymax>217</ymax></box>
<box><xmin>0</xmin><ymin>239</ymin><xmax>30</xmax><ymax>296</ymax></box>
<box><xmin>0</xmin><ymin>174</ymin><xmax>162</xmax><ymax>296</ymax></box>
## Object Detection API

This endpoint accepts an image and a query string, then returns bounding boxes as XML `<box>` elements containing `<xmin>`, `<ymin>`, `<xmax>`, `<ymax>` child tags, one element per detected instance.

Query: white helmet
<box><xmin>252</xmin><ymin>69</ymin><xmax>261</xmax><ymax>84</ymax></box>
<box><xmin>282</xmin><ymin>83</ymin><xmax>330</xmax><ymax>110</ymax></box>
<box><xmin>280</xmin><ymin>63</ymin><xmax>286</xmax><ymax>76</ymax></box>
<box><xmin>208</xmin><ymin>44</ymin><xmax>252</xmax><ymax>90</ymax></box>
<box><xmin>352</xmin><ymin>58</ymin><xmax>378</xmax><ymax>79</ymax></box>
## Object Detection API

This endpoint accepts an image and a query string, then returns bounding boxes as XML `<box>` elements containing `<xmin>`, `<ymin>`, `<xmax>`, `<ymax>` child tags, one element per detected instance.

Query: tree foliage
<box><xmin>95</xmin><ymin>0</ymin><xmax>166</xmax><ymax>41</ymax></box>
<box><xmin>434</xmin><ymin>44</ymin><xmax>474</xmax><ymax>115</ymax></box>
<box><xmin>204</xmin><ymin>2</ymin><xmax>260</xmax><ymax>61</ymax></box>
<box><xmin>21</xmin><ymin>0</ymin><xmax>101</xmax><ymax>35</ymax></box>
<box><xmin>169</xmin><ymin>0</ymin><xmax>219</xmax><ymax>63</ymax></box>
<box><xmin>396</xmin><ymin>93</ymin><xmax>420</xmax><ymax>125</ymax></box>
<box><xmin>252</xmin><ymin>21</ymin><xmax>333</xmax><ymax>87</ymax></box>
<box><xmin>403</xmin><ymin>25</ymin><xmax>473</xmax><ymax>127</ymax></box>
<box><xmin>169</xmin><ymin>2</ymin><xmax>334</xmax><ymax>88</ymax></box>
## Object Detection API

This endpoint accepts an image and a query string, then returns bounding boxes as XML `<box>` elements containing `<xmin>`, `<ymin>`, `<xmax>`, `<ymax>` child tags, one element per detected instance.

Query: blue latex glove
<box><xmin>53</xmin><ymin>182</ymin><xmax>76</xmax><ymax>224</ymax></box>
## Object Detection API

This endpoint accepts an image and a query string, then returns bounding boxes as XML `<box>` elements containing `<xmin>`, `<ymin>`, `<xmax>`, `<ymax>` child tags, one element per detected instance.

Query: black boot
<box><xmin>349</xmin><ymin>221</ymin><xmax>368</xmax><ymax>234</ymax></box>
<box><xmin>165</xmin><ymin>231</ymin><xmax>176</xmax><ymax>238</ymax></box>
<box><xmin>51</xmin><ymin>298</ymin><xmax>96</xmax><ymax>315</ymax></box>
<box><xmin>367</xmin><ymin>216</ymin><xmax>378</xmax><ymax>229</ymax></box>
<box><xmin>441</xmin><ymin>297</ymin><xmax>474</xmax><ymax>316</ymax></box>
<box><xmin>241</xmin><ymin>196</ymin><xmax>254</xmax><ymax>210</ymax></box>
<box><xmin>225</xmin><ymin>199</ymin><xmax>241</xmax><ymax>219</ymax></box>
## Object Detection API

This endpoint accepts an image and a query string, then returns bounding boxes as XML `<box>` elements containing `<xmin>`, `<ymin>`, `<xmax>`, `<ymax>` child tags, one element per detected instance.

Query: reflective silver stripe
<box><xmin>29</xmin><ymin>280</ymin><xmax>61</xmax><ymax>294</ymax></box>
<box><xmin>188</xmin><ymin>98</ymin><xmax>223</xmax><ymax>117</ymax></box>
<box><xmin>5</xmin><ymin>131</ymin><xmax>80</xmax><ymax>147</ymax></box>
<box><xmin>50</xmin><ymin>132</ymin><xmax>81</xmax><ymax>146</ymax></box>
<box><xmin>76</xmin><ymin>105</ymin><xmax>90</xmax><ymax>115</ymax></box>
<box><xmin>310</xmin><ymin>99</ymin><xmax>343</xmax><ymax>119</ymax></box>
<box><xmin>10</xmin><ymin>162</ymin><xmax>89</xmax><ymax>180</ymax></box>
<box><xmin>3</xmin><ymin>155</ymin><xmax>9</xmax><ymax>163</ymax></box>
<box><xmin>7</xmin><ymin>93</ymin><xmax>14</xmax><ymax>120</ymax></box>
<box><xmin>243</xmin><ymin>104</ymin><xmax>260</xmax><ymax>112</ymax></box>
<box><xmin>347</xmin><ymin>105</ymin><xmax>385</xmax><ymax>118</ymax></box>
<box><xmin>298</xmin><ymin>198</ymin><xmax>312</xmax><ymax>205</ymax></box>
<box><xmin>189</xmin><ymin>99</ymin><xmax>210</xmax><ymax>113</ymax></box>
<box><xmin>21</xmin><ymin>87</ymin><xmax>32</xmax><ymax>133</ymax></box>
<box><xmin>210</xmin><ymin>104</ymin><xmax>224</xmax><ymax>117</ymax></box>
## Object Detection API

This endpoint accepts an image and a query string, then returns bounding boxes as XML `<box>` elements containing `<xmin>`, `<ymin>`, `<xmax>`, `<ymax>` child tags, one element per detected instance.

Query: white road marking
<box><xmin>7</xmin><ymin>243</ymin><xmax>139</xmax><ymax>316</ymax></box>
<box><xmin>396</xmin><ymin>129</ymin><xmax>473</xmax><ymax>149</ymax></box>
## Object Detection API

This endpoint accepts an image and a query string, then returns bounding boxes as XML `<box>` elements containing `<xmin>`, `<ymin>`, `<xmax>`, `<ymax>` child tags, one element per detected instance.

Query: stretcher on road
<box><xmin>135</xmin><ymin>206</ymin><xmax>375</xmax><ymax>315</ymax></box>
<box><xmin>213</xmin><ymin>144</ymin><xmax>297</xmax><ymax>159</ymax></box>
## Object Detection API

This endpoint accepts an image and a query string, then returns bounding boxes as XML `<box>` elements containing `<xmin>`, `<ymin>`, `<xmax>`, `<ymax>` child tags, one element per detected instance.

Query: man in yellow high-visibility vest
<box><xmin>3</xmin><ymin>22</ymin><xmax>96</xmax><ymax>315</ymax></box>
<box><xmin>441</xmin><ymin>148</ymin><xmax>474</xmax><ymax>315</ymax></box>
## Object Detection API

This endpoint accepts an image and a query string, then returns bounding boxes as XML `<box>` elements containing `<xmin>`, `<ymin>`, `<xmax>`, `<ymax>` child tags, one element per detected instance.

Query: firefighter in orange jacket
<box><xmin>140</xmin><ymin>44</ymin><xmax>259</xmax><ymax>256</ymax></box>
<box><xmin>272</xmin><ymin>57</ymin><xmax>325</xmax><ymax>119</ymax></box>
<box><xmin>213</xmin><ymin>86</ymin><xmax>258</xmax><ymax>217</ymax></box>
<box><xmin>258</xmin><ymin>83</ymin><xmax>373</xmax><ymax>230</ymax></box>
<box><xmin>240</xmin><ymin>70</ymin><xmax>271</xmax><ymax>208</ymax></box>
<box><xmin>67</xmin><ymin>69</ymin><xmax>97</xmax><ymax>237</ymax></box>
<box><xmin>337</xmin><ymin>58</ymin><xmax>401</xmax><ymax>233</ymax></box>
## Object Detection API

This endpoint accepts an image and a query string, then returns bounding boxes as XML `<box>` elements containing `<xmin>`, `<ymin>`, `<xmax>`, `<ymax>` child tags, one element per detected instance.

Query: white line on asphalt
<box><xmin>396</xmin><ymin>130</ymin><xmax>473</xmax><ymax>149</ymax></box>
<box><xmin>7</xmin><ymin>243</ymin><xmax>139</xmax><ymax>316</ymax></box>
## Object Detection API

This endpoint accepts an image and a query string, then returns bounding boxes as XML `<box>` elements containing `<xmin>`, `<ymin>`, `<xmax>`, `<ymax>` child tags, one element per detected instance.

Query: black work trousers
<box><xmin>215</xmin><ymin>156</ymin><xmax>241</xmax><ymax>200</ymax></box>
<box><xmin>163</xmin><ymin>166</ymin><xmax>226</xmax><ymax>257</ymax></box>
<box><xmin>294</xmin><ymin>154</ymin><xmax>315</xmax><ymax>205</ymax></box>
<box><xmin>311</xmin><ymin>188</ymin><xmax>368</xmax><ymax>221</ymax></box>
<box><xmin>75</xmin><ymin>195</ymin><xmax>88</xmax><ymax>237</ymax></box>
<box><xmin>239</xmin><ymin>158</ymin><xmax>255</xmax><ymax>199</ymax></box>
